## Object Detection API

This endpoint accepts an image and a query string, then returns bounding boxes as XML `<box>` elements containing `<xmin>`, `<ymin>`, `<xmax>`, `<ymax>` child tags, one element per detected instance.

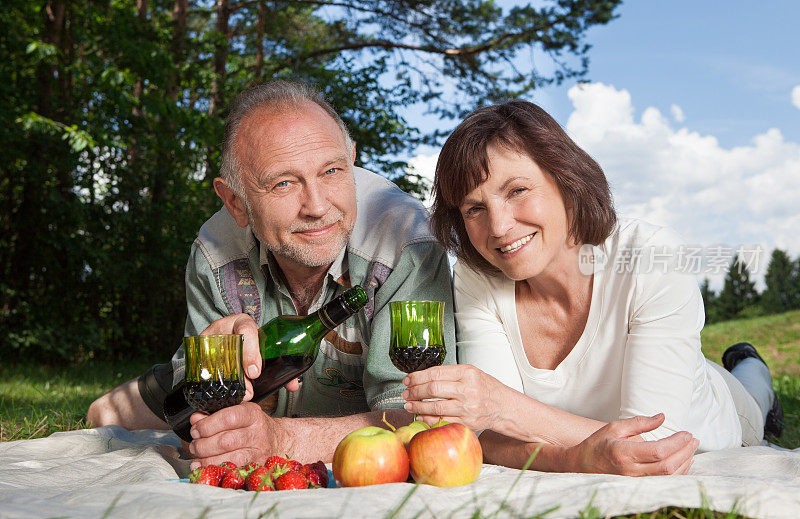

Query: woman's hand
<box><xmin>402</xmin><ymin>364</ymin><xmax>516</xmax><ymax>431</ymax></box>
<box><xmin>567</xmin><ymin>414</ymin><xmax>699</xmax><ymax>476</ymax></box>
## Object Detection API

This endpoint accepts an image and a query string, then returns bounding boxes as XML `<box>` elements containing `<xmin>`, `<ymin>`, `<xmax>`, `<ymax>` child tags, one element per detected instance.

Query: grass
<box><xmin>700</xmin><ymin>309</ymin><xmax>800</xmax><ymax>449</ymax></box>
<box><xmin>0</xmin><ymin>358</ymin><xmax>154</xmax><ymax>442</ymax></box>
<box><xmin>2</xmin><ymin>310</ymin><xmax>798</xmax><ymax>518</ymax></box>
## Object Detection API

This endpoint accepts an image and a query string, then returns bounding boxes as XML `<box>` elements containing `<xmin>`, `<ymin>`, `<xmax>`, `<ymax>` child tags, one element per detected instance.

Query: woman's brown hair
<box><xmin>430</xmin><ymin>100</ymin><xmax>616</xmax><ymax>274</ymax></box>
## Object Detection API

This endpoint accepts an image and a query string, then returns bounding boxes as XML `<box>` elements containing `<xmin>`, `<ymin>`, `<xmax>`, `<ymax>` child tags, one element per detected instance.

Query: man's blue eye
<box><xmin>275</xmin><ymin>181</ymin><xmax>290</xmax><ymax>189</ymax></box>
<box><xmin>325</xmin><ymin>168</ymin><xmax>338</xmax><ymax>175</ymax></box>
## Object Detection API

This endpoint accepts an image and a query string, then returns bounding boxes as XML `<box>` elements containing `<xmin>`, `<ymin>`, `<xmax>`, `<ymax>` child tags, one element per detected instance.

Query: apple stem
<box><xmin>381</xmin><ymin>411</ymin><xmax>396</xmax><ymax>432</ymax></box>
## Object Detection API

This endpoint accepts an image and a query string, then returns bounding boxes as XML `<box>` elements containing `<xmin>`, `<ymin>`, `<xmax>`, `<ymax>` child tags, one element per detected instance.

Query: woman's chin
<box><xmin>495</xmin><ymin>261</ymin><xmax>541</xmax><ymax>281</ymax></box>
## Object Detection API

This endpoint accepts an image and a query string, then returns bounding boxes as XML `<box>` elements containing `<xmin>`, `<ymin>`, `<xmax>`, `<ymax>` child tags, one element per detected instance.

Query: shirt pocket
<box><xmin>299</xmin><ymin>326</ymin><xmax>369</xmax><ymax>417</ymax></box>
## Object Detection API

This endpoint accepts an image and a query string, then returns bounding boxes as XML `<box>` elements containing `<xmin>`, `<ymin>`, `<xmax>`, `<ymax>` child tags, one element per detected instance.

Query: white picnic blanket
<box><xmin>1</xmin><ymin>426</ymin><xmax>798</xmax><ymax>518</ymax></box>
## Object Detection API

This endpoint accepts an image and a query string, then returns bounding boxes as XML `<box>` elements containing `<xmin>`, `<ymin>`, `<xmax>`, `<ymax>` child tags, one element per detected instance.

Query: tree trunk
<box><xmin>9</xmin><ymin>0</ymin><xmax>66</xmax><ymax>291</ymax></box>
<box><xmin>208</xmin><ymin>0</ymin><xmax>229</xmax><ymax>117</ymax></box>
<box><xmin>167</xmin><ymin>0</ymin><xmax>188</xmax><ymax>102</ymax></box>
<box><xmin>205</xmin><ymin>0</ymin><xmax>230</xmax><ymax>181</ymax></box>
<box><xmin>132</xmin><ymin>0</ymin><xmax>147</xmax><ymax>119</ymax></box>
<box><xmin>254</xmin><ymin>0</ymin><xmax>265</xmax><ymax>80</ymax></box>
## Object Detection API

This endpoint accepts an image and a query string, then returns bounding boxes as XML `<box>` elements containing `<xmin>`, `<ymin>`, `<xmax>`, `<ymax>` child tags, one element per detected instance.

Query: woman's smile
<box><xmin>497</xmin><ymin>232</ymin><xmax>536</xmax><ymax>254</ymax></box>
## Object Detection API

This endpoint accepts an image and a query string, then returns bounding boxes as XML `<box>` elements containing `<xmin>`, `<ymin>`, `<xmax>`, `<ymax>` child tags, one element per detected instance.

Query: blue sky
<box><xmin>531</xmin><ymin>0</ymin><xmax>800</xmax><ymax>147</ymax></box>
<box><xmin>402</xmin><ymin>1</ymin><xmax>800</xmax><ymax>289</ymax></box>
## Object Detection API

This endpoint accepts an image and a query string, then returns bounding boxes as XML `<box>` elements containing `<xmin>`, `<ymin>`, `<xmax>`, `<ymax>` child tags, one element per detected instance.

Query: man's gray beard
<box><xmin>246</xmin><ymin>200</ymin><xmax>352</xmax><ymax>268</ymax></box>
<box><xmin>266</xmin><ymin>225</ymin><xmax>351</xmax><ymax>267</ymax></box>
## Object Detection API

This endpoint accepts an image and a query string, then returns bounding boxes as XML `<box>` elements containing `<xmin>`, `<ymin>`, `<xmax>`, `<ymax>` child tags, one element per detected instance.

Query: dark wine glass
<box><xmin>388</xmin><ymin>301</ymin><xmax>446</xmax><ymax>374</ymax></box>
<box><xmin>183</xmin><ymin>334</ymin><xmax>246</xmax><ymax>414</ymax></box>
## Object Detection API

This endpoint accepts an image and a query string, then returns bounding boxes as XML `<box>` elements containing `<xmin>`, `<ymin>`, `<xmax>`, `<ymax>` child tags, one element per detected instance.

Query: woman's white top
<box><xmin>455</xmin><ymin>218</ymin><xmax>742</xmax><ymax>451</ymax></box>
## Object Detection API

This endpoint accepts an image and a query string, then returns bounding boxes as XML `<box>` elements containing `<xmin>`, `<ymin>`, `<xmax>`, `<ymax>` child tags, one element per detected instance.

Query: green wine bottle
<box><xmin>163</xmin><ymin>285</ymin><xmax>368</xmax><ymax>441</ymax></box>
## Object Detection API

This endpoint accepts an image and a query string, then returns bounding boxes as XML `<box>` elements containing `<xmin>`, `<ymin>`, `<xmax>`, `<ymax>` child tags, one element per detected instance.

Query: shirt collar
<box><xmin>259</xmin><ymin>239</ymin><xmax>349</xmax><ymax>287</ymax></box>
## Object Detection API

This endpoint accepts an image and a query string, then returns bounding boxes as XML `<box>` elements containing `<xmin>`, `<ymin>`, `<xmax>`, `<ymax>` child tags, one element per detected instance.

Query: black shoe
<box><xmin>722</xmin><ymin>342</ymin><xmax>784</xmax><ymax>439</ymax></box>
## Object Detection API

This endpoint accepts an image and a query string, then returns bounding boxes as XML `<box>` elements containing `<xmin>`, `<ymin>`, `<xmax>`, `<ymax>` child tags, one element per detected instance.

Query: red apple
<box><xmin>408</xmin><ymin>422</ymin><xmax>482</xmax><ymax>487</ymax></box>
<box><xmin>332</xmin><ymin>426</ymin><xmax>409</xmax><ymax>487</ymax></box>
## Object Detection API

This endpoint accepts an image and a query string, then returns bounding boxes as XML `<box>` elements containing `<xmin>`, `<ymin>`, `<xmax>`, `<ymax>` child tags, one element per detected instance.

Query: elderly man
<box><xmin>87</xmin><ymin>80</ymin><xmax>455</xmax><ymax>466</ymax></box>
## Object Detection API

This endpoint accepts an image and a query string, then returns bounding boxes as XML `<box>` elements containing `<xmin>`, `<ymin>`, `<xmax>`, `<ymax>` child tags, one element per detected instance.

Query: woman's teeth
<box><xmin>499</xmin><ymin>233</ymin><xmax>534</xmax><ymax>253</ymax></box>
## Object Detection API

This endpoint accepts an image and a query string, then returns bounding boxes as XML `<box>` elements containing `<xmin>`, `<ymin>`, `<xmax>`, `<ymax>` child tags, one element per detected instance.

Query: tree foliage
<box><xmin>1</xmin><ymin>0</ymin><xmax>622</xmax><ymax>361</ymax></box>
<box><xmin>761</xmin><ymin>248</ymin><xmax>800</xmax><ymax>314</ymax></box>
<box><xmin>713</xmin><ymin>258</ymin><xmax>760</xmax><ymax>322</ymax></box>
<box><xmin>699</xmin><ymin>277</ymin><xmax>716</xmax><ymax>324</ymax></box>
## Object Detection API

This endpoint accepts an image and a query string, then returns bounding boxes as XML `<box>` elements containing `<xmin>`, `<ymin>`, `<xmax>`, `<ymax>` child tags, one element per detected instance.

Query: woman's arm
<box><xmin>618</xmin><ymin>228</ymin><xmax>739</xmax><ymax>449</ymax></box>
<box><xmin>480</xmin><ymin>415</ymin><xmax>697</xmax><ymax>476</ymax></box>
<box><xmin>480</xmin><ymin>430</ymin><xmax>569</xmax><ymax>472</ymax></box>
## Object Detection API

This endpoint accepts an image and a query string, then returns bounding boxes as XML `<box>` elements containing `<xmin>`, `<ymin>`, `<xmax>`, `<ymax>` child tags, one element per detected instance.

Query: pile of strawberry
<box><xmin>188</xmin><ymin>456</ymin><xmax>329</xmax><ymax>491</ymax></box>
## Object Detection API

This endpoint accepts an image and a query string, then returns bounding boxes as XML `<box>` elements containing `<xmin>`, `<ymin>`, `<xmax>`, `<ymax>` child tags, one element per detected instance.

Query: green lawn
<box><xmin>1</xmin><ymin>311</ymin><xmax>798</xmax><ymax>518</ymax></box>
<box><xmin>700</xmin><ymin>309</ymin><xmax>800</xmax><ymax>449</ymax></box>
<box><xmin>0</xmin><ymin>359</ymin><xmax>154</xmax><ymax>442</ymax></box>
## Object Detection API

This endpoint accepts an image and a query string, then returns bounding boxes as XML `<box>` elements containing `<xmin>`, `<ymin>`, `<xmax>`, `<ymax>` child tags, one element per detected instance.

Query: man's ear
<box><xmin>213</xmin><ymin>177</ymin><xmax>249</xmax><ymax>228</ymax></box>
<box><xmin>351</xmin><ymin>141</ymin><xmax>356</xmax><ymax>164</ymax></box>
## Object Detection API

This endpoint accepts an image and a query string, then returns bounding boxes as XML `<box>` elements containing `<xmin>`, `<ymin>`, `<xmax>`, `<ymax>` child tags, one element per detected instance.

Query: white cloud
<box><xmin>670</xmin><ymin>104</ymin><xmax>685</xmax><ymax>123</ymax></box>
<box><xmin>565</xmin><ymin>82</ymin><xmax>800</xmax><ymax>288</ymax></box>
<box><xmin>792</xmin><ymin>85</ymin><xmax>800</xmax><ymax>110</ymax></box>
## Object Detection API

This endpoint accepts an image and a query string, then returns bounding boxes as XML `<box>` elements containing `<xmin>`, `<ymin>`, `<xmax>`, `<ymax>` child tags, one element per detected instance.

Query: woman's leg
<box><xmin>730</xmin><ymin>358</ymin><xmax>773</xmax><ymax>422</ymax></box>
<box><xmin>722</xmin><ymin>342</ymin><xmax>783</xmax><ymax>439</ymax></box>
<box><xmin>709</xmin><ymin>361</ymin><xmax>765</xmax><ymax>446</ymax></box>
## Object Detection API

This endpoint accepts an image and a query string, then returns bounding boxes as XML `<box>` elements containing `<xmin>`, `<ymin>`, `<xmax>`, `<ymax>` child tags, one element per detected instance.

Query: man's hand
<box><xmin>200</xmin><ymin>313</ymin><xmax>300</xmax><ymax>396</ymax></box>
<box><xmin>187</xmin><ymin>402</ymin><xmax>294</xmax><ymax>468</ymax></box>
<box><xmin>566</xmin><ymin>414</ymin><xmax>698</xmax><ymax>476</ymax></box>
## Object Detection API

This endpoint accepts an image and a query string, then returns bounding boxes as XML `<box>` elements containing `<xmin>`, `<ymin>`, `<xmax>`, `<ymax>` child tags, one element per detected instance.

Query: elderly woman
<box><xmin>402</xmin><ymin>100</ymin><xmax>782</xmax><ymax>476</ymax></box>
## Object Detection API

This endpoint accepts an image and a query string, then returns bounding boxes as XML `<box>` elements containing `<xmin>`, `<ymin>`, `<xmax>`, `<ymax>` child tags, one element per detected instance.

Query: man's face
<box><xmin>233</xmin><ymin>102</ymin><xmax>357</xmax><ymax>269</ymax></box>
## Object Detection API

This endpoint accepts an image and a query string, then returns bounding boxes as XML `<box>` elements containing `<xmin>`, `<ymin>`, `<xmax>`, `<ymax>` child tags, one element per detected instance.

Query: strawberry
<box><xmin>245</xmin><ymin>467</ymin><xmax>274</xmax><ymax>492</ymax></box>
<box><xmin>220</xmin><ymin>468</ymin><xmax>246</xmax><ymax>490</ymax></box>
<box><xmin>299</xmin><ymin>461</ymin><xmax>328</xmax><ymax>488</ymax></box>
<box><xmin>310</xmin><ymin>461</ymin><xmax>328</xmax><ymax>486</ymax></box>
<box><xmin>241</xmin><ymin>461</ymin><xmax>260</xmax><ymax>476</ymax></box>
<box><xmin>274</xmin><ymin>470</ymin><xmax>308</xmax><ymax>491</ymax></box>
<box><xmin>284</xmin><ymin>459</ymin><xmax>303</xmax><ymax>472</ymax></box>
<box><xmin>189</xmin><ymin>465</ymin><xmax>227</xmax><ymax>486</ymax></box>
<box><xmin>301</xmin><ymin>467</ymin><xmax>324</xmax><ymax>488</ymax></box>
<box><xmin>219</xmin><ymin>461</ymin><xmax>237</xmax><ymax>472</ymax></box>
<box><xmin>264</xmin><ymin>456</ymin><xmax>288</xmax><ymax>473</ymax></box>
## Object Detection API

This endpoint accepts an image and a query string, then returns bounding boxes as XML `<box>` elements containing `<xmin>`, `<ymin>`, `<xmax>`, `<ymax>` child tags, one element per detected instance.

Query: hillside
<box><xmin>701</xmin><ymin>310</ymin><xmax>800</xmax><ymax>448</ymax></box>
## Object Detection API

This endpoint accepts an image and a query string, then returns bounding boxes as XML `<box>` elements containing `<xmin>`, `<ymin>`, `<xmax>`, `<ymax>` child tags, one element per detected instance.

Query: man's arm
<box><xmin>187</xmin><ymin>404</ymin><xmax>413</xmax><ymax>467</ymax></box>
<box><xmin>86</xmin><ymin>379</ymin><xmax>168</xmax><ymax>430</ymax></box>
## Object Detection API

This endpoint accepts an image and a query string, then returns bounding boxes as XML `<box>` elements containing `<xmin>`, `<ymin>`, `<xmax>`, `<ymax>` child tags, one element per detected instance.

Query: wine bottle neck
<box><xmin>315</xmin><ymin>286</ymin><xmax>366</xmax><ymax>330</ymax></box>
<box><xmin>317</xmin><ymin>297</ymin><xmax>351</xmax><ymax>330</ymax></box>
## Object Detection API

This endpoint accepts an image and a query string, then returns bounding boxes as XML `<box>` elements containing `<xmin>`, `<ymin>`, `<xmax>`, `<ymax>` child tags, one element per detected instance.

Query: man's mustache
<box><xmin>289</xmin><ymin>211</ymin><xmax>344</xmax><ymax>233</ymax></box>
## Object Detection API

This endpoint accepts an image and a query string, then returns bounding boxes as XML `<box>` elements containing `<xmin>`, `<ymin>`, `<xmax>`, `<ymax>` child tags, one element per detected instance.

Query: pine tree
<box><xmin>791</xmin><ymin>255</ymin><xmax>800</xmax><ymax>310</ymax></box>
<box><xmin>699</xmin><ymin>278</ymin><xmax>716</xmax><ymax>324</ymax></box>
<box><xmin>715</xmin><ymin>258</ymin><xmax>759</xmax><ymax>321</ymax></box>
<box><xmin>761</xmin><ymin>249</ymin><xmax>794</xmax><ymax>314</ymax></box>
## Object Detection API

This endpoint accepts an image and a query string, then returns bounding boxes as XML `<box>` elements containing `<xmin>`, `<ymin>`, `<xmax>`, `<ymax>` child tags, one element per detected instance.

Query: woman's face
<box><xmin>459</xmin><ymin>145</ymin><xmax>574</xmax><ymax>281</ymax></box>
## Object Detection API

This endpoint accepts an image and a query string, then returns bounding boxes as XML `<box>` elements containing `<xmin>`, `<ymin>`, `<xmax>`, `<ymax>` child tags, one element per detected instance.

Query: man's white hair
<box><xmin>220</xmin><ymin>80</ymin><xmax>354</xmax><ymax>198</ymax></box>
